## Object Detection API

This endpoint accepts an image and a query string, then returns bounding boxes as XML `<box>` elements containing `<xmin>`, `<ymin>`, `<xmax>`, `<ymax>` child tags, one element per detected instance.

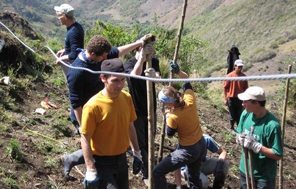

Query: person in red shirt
<box><xmin>223</xmin><ymin>59</ymin><xmax>248</xmax><ymax>134</ymax></box>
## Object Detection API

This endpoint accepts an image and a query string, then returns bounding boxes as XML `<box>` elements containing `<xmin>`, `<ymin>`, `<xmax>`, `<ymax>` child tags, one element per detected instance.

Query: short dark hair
<box><xmin>86</xmin><ymin>35</ymin><xmax>112</xmax><ymax>56</ymax></box>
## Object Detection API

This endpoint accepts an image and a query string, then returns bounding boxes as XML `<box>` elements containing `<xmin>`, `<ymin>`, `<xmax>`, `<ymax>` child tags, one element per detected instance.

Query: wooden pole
<box><xmin>243</xmin><ymin>148</ymin><xmax>251</xmax><ymax>189</ymax></box>
<box><xmin>157</xmin><ymin>110</ymin><xmax>166</xmax><ymax>163</ymax></box>
<box><xmin>169</xmin><ymin>0</ymin><xmax>187</xmax><ymax>87</ymax></box>
<box><xmin>146</xmin><ymin>53</ymin><xmax>155</xmax><ymax>189</ymax></box>
<box><xmin>248</xmin><ymin>150</ymin><xmax>255</xmax><ymax>189</ymax></box>
<box><xmin>279</xmin><ymin>65</ymin><xmax>292</xmax><ymax>189</ymax></box>
<box><xmin>158</xmin><ymin>0</ymin><xmax>188</xmax><ymax>165</ymax></box>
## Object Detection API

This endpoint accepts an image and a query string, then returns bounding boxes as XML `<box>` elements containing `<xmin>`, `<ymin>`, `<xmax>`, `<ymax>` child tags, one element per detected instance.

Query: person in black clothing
<box><xmin>124</xmin><ymin>38</ymin><xmax>160</xmax><ymax>185</ymax></box>
<box><xmin>227</xmin><ymin>44</ymin><xmax>240</xmax><ymax>74</ymax></box>
<box><xmin>54</xmin><ymin>3</ymin><xmax>84</xmax><ymax>79</ymax></box>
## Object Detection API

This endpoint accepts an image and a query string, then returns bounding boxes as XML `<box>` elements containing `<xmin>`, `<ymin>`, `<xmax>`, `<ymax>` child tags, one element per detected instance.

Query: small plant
<box><xmin>231</xmin><ymin>165</ymin><xmax>238</xmax><ymax>173</ymax></box>
<box><xmin>287</xmin><ymin>173</ymin><xmax>291</xmax><ymax>180</ymax></box>
<box><xmin>225</xmin><ymin>133</ymin><xmax>232</xmax><ymax>143</ymax></box>
<box><xmin>228</xmin><ymin>149</ymin><xmax>233</xmax><ymax>156</ymax></box>
<box><xmin>21</xmin><ymin>172</ymin><xmax>27</xmax><ymax>180</ymax></box>
<box><xmin>6</xmin><ymin>138</ymin><xmax>24</xmax><ymax>162</ymax></box>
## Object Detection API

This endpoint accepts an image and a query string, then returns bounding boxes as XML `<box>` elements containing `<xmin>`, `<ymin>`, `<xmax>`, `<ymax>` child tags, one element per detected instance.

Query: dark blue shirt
<box><xmin>65</xmin><ymin>22</ymin><xmax>84</xmax><ymax>61</ymax></box>
<box><xmin>67</xmin><ymin>47</ymin><xmax>119</xmax><ymax>122</ymax></box>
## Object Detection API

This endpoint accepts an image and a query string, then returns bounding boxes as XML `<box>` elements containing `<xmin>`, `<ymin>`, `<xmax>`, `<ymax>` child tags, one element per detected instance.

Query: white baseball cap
<box><xmin>54</xmin><ymin>4</ymin><xmax>74</xmax><ymax>17</ymax></box>
<box><xmin>234</xmin><ymin>59</ymin><xmax>244</xmax><ymax>67</ymax></box>
<box><xmin>238</xmin><ymin>86</ymin><xmax>266</xmax><ymax>101</ymax></box>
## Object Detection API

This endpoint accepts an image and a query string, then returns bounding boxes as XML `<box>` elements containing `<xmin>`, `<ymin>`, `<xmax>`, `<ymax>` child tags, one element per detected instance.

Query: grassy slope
<box><xmin>182</xmin><ymin>0</ymin><xmax>296</xmax><ymax>72</ymax></box>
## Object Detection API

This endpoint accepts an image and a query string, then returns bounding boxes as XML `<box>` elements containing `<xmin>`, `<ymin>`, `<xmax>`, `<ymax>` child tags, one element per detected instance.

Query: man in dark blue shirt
<box><xmin>54</xmin><ymin>3</ymin><xmax>84</xmax><ymax>79</ymax></box>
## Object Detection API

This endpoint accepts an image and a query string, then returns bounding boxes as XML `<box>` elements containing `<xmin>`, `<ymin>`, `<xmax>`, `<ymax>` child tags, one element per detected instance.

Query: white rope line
<box><xmin>1</xmin><ymin>21</ymin><xmax>294</xmax><ymax>83</ymax></box>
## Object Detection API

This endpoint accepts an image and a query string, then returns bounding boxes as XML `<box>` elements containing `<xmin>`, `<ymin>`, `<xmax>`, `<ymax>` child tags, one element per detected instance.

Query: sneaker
<box><xmin>60</xmin><ymin>155</ymin><xmax>76</xmax><ymax>181</ymax></box>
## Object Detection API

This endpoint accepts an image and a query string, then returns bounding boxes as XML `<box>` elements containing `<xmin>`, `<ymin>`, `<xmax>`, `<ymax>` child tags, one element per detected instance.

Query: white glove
<box><xmin>244</xmin><ymin>135</ymin><xmax>262</xmax><ymax>154</ymax></box>
<box><xmin>133</xmin><ymin>150</ymin><xmax>142</xmax><ymax>161</ymax></box>
<box><xmin>236</xmin><ymin>133</ymin><xmax>246</xmax><ymax>146</ymax></box>
<box><xmin>85</xmin><ymin>168</ymin><xmax>97</xmax><ymax>181</ymax></box>
<box><xmin>144</xmin><ymin>68</ymin><xmax>156</xmax><ymax>78</ymax></box>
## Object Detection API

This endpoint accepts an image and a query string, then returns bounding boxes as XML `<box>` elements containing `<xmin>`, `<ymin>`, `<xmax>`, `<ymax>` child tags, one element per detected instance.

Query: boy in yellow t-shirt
<box><xmin>81</xmin><ymin>58</ymin><xmax>142</xmax><ymax>189</ymax></box>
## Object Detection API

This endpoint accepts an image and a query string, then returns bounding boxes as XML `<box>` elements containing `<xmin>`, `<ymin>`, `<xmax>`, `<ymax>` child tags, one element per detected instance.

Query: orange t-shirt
<box><xmin>167</xmin><ymin>89</ymin><xmax>203</xmax><ymax>146</ymax></box>
<box><xmin>223</xmin><ymin>71</ymin><xmax>248</xmax><ymax>98</ymax></box>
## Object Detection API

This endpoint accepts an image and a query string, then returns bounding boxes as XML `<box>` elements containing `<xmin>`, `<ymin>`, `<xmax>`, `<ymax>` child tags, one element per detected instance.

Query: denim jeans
<box><xmin>93</xmin><ymin>152</ymin><xmax>129</xmax><ymax>189</ymax></box>
<box><xmin>240</xmin><ymin>171</ymin><xmax>275</xmax><ymax>189</ymax></box>
<box><xmin>153</xmin><ymin>137</ymin><xmax>207</xmax><ymax>189</ymax></box>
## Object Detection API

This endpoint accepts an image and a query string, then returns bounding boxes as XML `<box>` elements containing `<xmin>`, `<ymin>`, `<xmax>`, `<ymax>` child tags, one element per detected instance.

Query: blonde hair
<box><xmin>162</xmin><ymin>86</ymin><xmax>185</xmax><ymax>109</ymax></box>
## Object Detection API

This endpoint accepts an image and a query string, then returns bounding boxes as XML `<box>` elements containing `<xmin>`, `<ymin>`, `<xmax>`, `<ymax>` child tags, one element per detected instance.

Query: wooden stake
<box><xmin>248</xmin><ymin>149</ymin><xmax>255</xmax><ymax>189</ymax></box>
<box><xmin>158</xmin><ymin>0</ymin><xmax>188</xmax><ymax>166</ymax></box>
<box><xmin>243</xmin><ymin>148</ymin><xmax>251</xmax><ymax>189</ymax></box>
<box><xmin>157</xmin><ymin>110</ymin><xmax>166</xmax><ymax>163</ymax></box>
<box><xmin>279</xmin><ymin>65</ymin><xmax>292</xmax><ymax>189</ymax></box>
<box><xmin>146</xmin><ymin>53</ymin><xmax>155</xmax><ymax>189</ymax></box>
<box><xmin>169</xmin><ymin>0</ymin><xmax>187</xmax><ymax>86</ymax></box>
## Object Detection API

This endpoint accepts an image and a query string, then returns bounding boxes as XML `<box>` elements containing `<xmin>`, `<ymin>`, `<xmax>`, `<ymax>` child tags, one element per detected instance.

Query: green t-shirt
<box><xmin>237</xmin><ymin>110</ymin><xmax>283</xmax><ymax>182</ymax></box>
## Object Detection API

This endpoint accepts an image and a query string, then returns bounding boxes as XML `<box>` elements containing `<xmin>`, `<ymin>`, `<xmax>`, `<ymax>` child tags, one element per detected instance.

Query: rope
<box><xmin>1</xmin><ymin>21</ymin><xmax>295</xmax><ymax>83</ymax></box>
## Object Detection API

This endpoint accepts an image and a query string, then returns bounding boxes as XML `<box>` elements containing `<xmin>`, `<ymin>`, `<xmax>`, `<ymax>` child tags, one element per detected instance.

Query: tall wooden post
<box><xmin>279</xmin><ymin>65</ymin><xmax>292</xmax><ymax>189</ymax></box>
<box><xmin>146</xmin><ymin>53</ymin><xmax>155</xmax><ymax>189</ymax></box>
<box><xmin>169</xmin><ymin>0</ymin><xmax>187</xmax><ymax>86</ymax></box>
<box><xmin>158</xmin><ymin>0</ymin><xmax>188</xmax><ymax>164</ymax></box>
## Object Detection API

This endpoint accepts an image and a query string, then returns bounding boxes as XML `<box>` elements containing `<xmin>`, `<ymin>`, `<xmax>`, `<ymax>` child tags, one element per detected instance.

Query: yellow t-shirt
<box><xmin>167</xmin><ymin>89</ymin><xmax>203</xmax><ymax>146</ymax></box>
<box><xmin>81</xmin><ymin>91</ymin><xmax>137</xmax><ymax>156</ymax></box>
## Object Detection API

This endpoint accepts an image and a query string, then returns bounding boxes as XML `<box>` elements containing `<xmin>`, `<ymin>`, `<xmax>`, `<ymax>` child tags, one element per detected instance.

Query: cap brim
<box><xmin>238</xmin><ymin>93</ymin><xmax>250</xmax><ymax>101</ymax></box>
<box><xmin>54</xmin><ymin>6</ymin><xmax>61</xmax><ymax>12</ymax></box>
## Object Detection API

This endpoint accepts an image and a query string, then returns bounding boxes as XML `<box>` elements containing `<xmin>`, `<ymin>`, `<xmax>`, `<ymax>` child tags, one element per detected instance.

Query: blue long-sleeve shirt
<box><xmin>67</xmin><ymin>47</ymin><xmax>119</xmax><ymax>122</ymax></box>
<box><xmin>65</xmin><ymin>22</ymin><xmax>84</xmax><ymax>61</ymax></box>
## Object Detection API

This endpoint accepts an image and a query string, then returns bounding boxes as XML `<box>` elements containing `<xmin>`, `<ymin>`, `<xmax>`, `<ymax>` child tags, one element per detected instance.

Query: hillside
<box><xmin>1</xmin><ymin>1</ymin><xmax>296</xmax><ymax>188</ymax></box>
<box><xmin>2</xmin><ymin>0</ymin><xmax>296</xmax><ymax>76</ymax></box>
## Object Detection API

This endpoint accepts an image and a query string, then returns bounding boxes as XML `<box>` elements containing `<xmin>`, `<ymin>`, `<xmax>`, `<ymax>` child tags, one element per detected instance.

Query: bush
<box><xmin>269</xmin><ymin>41</ymin><xmax>279</xmax><ymax>49</ymax></box>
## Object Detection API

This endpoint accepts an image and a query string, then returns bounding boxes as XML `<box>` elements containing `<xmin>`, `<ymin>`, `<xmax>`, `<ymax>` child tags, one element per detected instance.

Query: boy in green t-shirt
<box><xmin>236</xmin><ymin>86</ymin><xmax>283</xmax><ymax>189</ymax></box>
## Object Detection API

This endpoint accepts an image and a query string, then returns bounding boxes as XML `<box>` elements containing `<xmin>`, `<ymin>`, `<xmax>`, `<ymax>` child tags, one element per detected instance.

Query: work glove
<box><xmin>83</xmin><ymin>169</ymin><xmax>99</xmax><ymax>189</ymax></box>
<box><xmin>139</xmin><ymin>34</ymin><xmax>156</xmax><ymax>46</ymax></box>
<box><xmin>236</xmin><ymin>133</ymin><xmax>246</xmax><ymax>146</ymax></box>
<box><xmin>139</xmin><ymin>43</ymin><xmax>153</xmax><ymax>60</ymax></box>
<box><xmin>214</xmin><ymin>160</ymin><xmax>225</xmax><ymax>182</ymax></box>
<box><xmin>144</xmin><ymin>68</ymin><xmax>156</xmax><ymax>78</ymax></box>
<box><xmin>132</xmin><ymin>150</ymin><xmax>143</xmax><ymax>174</ymax></box>
<box><xmin>244</xmin><ymin>135</ymin><xmax>262</xmax><ymax>154</ymax></box>
<box><xmin>169</xmin><ymin>60</ymin><xmax>180</xmax><ymax>74</ymax></box>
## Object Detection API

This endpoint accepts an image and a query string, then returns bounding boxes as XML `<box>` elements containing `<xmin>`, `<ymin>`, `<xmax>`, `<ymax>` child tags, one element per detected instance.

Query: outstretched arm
<box><xmin>118</xmin><ymin>41</ymin><xmax>142</xmax><ymax>57</ymax></box>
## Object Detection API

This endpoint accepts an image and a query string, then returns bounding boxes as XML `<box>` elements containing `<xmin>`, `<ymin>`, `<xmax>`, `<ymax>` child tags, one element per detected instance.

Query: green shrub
<box><xmin>6</xmin><ymin>138</ymin><xmax>24</xmax><ymax>162</ymax></box>
<box><xmin>269</xmin><ymin>41</ymin><xmax>279</xmax><ymax>49</ymax></box>
<box><xmin>1</xmin><ymin>177</ymin><xmax>19</xmax><ymax>189</ymax></box>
